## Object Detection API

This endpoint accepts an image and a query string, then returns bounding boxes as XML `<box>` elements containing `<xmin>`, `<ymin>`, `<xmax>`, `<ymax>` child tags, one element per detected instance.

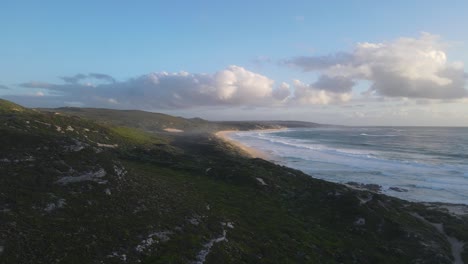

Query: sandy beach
<box><xmin>215</xmin><ymin>128</ymin><xmax>286</xmax><ymax>160</ymax></box>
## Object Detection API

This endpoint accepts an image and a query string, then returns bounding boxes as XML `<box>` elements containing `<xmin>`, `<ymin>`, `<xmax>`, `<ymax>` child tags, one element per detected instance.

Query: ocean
<box><xmin>228</xmin><ymin>126</ymin><xmax>468</xmax><ymax>205</ymax></box>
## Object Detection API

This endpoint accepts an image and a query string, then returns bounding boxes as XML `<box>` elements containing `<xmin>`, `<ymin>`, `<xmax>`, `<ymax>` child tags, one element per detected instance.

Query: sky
<box><xmin>1</xmin><ymin>0</ymin><xmax>467</xmax><ymax>126</ymax></box>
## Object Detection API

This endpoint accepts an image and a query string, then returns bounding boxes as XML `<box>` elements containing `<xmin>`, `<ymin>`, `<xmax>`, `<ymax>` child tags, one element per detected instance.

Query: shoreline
<box><xmin>215</xmin><ymin>128</ymin><xmax>286</xmax><ymax>160</ymax></box>
<box><xmin>215</xmin><ymin>128</ymin><xmax>468</xmax><ymax>210</ymax></box>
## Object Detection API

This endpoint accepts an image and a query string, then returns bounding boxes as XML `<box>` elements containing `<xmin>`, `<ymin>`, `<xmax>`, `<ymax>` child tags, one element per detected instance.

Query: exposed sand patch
<box><xmin>256</xmin><ymin>177</ymin><xmax>268</xmax><ymax>186</ymax></box>
<box><xmin>96</xmin><ymin>143</ymin><xmax>118</xmax><ymax>148</ymax></box>
<box><xmin>215</xmin><ymin>127</ymin><xmax>287</xmax><ymax>161</ymax></box>
<box><xmin>215</xmin><ymin>128</ymin><xmax>287</xmax><ymax>159</ymax></box>
<box><xmin>193</xmin><ymin>221</ymin><xmax>233</xmax><ymax>264</ymax></box>
<box><xmin>411</xmin><ymin>212</ymin><xmax>465</xmax><ymax>264</ymax></box>
<box><xmin>215</xmin><ymin>130</ymin><xmax>268</xmax><ymax>159</ymax></box>
<box><xmin>135</xmin><ymin>230</ymin><xmax>174</xmax><ymax>253</ymax></box>
<box><xmin>55</xmin><ymin>168</ymin><xmax>107</xmax><ymax>185</ymax></box>
<box><xmin>164</xmin><ymin>128</ymin><xmax>184</xmax><ymax>133</ymax></box>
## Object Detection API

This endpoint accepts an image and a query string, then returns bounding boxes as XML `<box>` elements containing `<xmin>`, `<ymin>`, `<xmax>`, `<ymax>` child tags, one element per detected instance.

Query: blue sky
<box><xmin>1</xmin><ymin>1</ymin><xmax>467</xmax><ymax>125</ymax></box>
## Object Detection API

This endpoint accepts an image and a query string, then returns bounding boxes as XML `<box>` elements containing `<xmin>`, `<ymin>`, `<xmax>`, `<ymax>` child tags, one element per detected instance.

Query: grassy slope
<box><xmin>1</xmin><ymin>99</ymin><xmax>467</xmax><ymax>263</ymax></box>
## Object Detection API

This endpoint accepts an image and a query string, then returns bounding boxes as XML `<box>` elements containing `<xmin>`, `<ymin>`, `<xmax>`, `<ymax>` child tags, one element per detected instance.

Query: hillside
<box><xmin>1</xmin><ymin>99</ymin><xmax>467</xmax><ymax>264</ymax></box>
<box><xmin>40</xmin><ymin>107</ymin><xmax>320</xmax><ymax>133</ymax></box>
<box><xmin>41</xmin><ymin>107</ymin><xmax>215</xmax><ymax>133</ymax></box>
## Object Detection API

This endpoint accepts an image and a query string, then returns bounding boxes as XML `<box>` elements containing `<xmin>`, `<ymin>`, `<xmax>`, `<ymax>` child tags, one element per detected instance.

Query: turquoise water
<box><xmin>229</xmin><ymin>127</ymin><xmax>468</xmax><ymax>204</ymax></box>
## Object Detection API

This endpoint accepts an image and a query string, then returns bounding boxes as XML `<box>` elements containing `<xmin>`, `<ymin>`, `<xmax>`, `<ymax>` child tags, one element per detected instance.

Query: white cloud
<box><xmin>16</xmin><ymin>65</ymin><xmax>357</xmax><ymax>108</ymax></box>
<box><xmin>212</xmin><ymin>65</ymin><xmax>274</xmax><ymax>103</ymax></box>
<box><xmin>292</xmin><ymin>79</ymin><xmax>352</xmax><ymax>105</ymax></box>
<box><xmin>272</xmin><ymin>82</ymin><xmax>291</xmax><ymax>101</ymax></box>
<box><xmin>9</xmin><ymin>33</ymin><xmax>467</xmax><ymax>119</ymax></box>
<box><xmin>17</xmin><ymin>66</ymin><xmax>293</xmax><ymax>109</ymax></box>
<box><xmin>286</xmin><ymin>33</ymin><xmax>468</xmax><ymax>99</ymax></box>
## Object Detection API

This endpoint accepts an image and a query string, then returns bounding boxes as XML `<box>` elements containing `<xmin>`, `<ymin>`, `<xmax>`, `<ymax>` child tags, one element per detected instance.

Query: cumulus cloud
<box><xmin>12</xmin><ymin>33</ymin><xmax>466</xmax><ymax>111</ymax></box>
<box><xmin>17</xmin><ymin>66</ymin><xmax>296</xmax><ymax>109</ymax></box>
<box><xmin>272</xmin><ymin>82</ymin><xmax>292</xmax><ymax>101</ymax></box>
<box><xmin>292</xmin><ymin>80</ymin><xmax>352</xmax><ymax>105</ymax></box>
<box><xmin>213</xmin><ymin>66</ymin><xmax>274</xmax><ymax>103</ymax></box>
<box><xmin>286</xmin><ymin>33</ymin><xmax>468</xmax><ymax>99</ymax></box>
<box><xmin>0</xmin><ymin>85</ymin><xmax>9</xmax><ymax>90</ymax></box>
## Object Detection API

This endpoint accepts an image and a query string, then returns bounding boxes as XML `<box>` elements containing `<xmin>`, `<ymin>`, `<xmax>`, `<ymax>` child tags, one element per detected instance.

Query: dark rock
<box><xmin>364</xmin><ymin>184</ymin><xmax>382</xmax><ymax>192</ymax></box>
<box><xmin>346</xmin><ymin>182</ymin><xmax>382</xmax><ymax>192</ymax></box>
<box><xmin>346</xmin><ymin>181</ymin><xmax>360</xmax><ymax>187</ymax></box>
<box><xmin>389</xmin><ymin>187</ymin><xmax>409</xmax><ymax>192</ymax></box>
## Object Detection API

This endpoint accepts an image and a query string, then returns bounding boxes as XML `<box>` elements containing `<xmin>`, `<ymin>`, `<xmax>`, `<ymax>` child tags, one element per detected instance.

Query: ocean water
<box><xmin>228</xmin><ymin>127</ymin><xmax>468</xmax><ymax>205</ymax></box>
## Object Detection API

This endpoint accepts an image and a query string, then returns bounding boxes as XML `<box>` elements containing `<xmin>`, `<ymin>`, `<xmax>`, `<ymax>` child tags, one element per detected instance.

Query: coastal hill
<box><xmin>41</xmin><ymin>107</ymin><xmax>320</xmax><ymax>133</ymax></box>
<box><xmin>1</xmin><ymin>98</ymin><xmax>467</xmax><ymax>263</ymax></box>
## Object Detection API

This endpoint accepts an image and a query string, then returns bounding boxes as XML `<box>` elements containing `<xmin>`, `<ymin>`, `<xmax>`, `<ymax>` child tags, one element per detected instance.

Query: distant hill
<box><xmin>42</xmin><ymin>107</ymin><xmax>214</xmax><ymax>133</ymax></box>
<box><xmin>1</xmin><ymin>99</ymin><xmax>467</xmax><ymax>263</ymax></box>
<box><xmin>218</xmin><ymin>120</ymin><xmax>321</xmax><ymax>130</ymax></box>
<box><xmin>41</xmin><ymin>107</ymin><xmax>321</xmax><ymax>133</ymax></box>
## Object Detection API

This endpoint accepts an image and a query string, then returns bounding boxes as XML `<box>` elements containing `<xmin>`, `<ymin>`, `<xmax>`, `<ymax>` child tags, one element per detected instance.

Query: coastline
<box><xmin>215</xmin><ymin>128</ymin><xmax>286</xmax><ymax>160</ymax></box>
<box><xmin>219</xmin><ymin>126</ymin><xmax>468</xmax><ymax>207</ymax></box>
<box><xmin>215</xmin><ymin>128</ymin><xmax>468</xmax><ymax>214</ymax></box>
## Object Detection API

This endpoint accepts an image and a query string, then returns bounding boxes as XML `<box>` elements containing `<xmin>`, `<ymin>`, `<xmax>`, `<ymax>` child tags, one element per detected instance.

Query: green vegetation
<box><xmin>0</xmin><ymin>98</ymin><xmax>28</xmax><ymax>113</ymax></box>
<box><xmin>110</xmin><ymin>126</ymin><xmax>167</xmax><ymax>145</ymax></box>
<box><xmin>41</xmin><ymin>107</ymin><xmax>216</xmax><ymax>133</ymax></box>
<box><xmin>0</xmin><ymin>99</ymin><xmax>466</xmax><ymax>263</ymax></box>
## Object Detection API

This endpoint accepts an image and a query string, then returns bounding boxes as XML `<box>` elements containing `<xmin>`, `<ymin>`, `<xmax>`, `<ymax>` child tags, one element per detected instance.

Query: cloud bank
<box><xmin>286</xmin><ymin>33</ymin><xmax>467</xmax><ymax>99</ymax></box>
<box><xmin>17</xmin><ymin>63</ymin><xmax>359</xmax><ymax>109</ymax></box>
<box><xmin>9</xmin><ymin>33</ymin><xmax>467</xmax><ymax>111</ymax></box>
<box><xmin>17</xmin><ymin>66</ymin><xmax>296</xmax><ymax>109</ymax></box>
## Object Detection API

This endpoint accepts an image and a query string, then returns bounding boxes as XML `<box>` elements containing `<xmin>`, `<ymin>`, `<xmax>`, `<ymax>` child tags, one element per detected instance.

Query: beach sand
<box><xmin>215</xmin><ymin>128</ymin><xmax>285</xmax><ymax>160</ymax></box>
<box><xmin>163</xmin><ymin>128</ymin><xmax>184</xmax><ymax>133</ymax></box>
